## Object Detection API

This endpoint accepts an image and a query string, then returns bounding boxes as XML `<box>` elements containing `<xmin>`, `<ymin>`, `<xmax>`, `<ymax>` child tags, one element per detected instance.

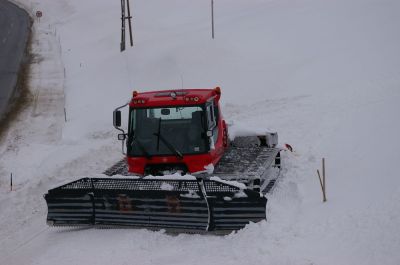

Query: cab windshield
<box><xmin>128</xmin><ymin>105</ymin><xmax>208</xmax><ymax>157</ymax></box>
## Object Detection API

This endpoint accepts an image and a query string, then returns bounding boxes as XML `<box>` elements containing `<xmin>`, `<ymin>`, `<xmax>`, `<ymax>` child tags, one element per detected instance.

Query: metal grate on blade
<box><xmin>58</xmin><ymin>178</ymin><xmax>93</xmax><ymax>190</ymax></box>
<box><xmin>203</xmin><ymin>180</ymin><xmax>240</xmax><ymax>193</ymax></box>
<box><xmin>92</xmin><ymin>178</ymin><xmax>200</xmax><ymax>192</ymax></box>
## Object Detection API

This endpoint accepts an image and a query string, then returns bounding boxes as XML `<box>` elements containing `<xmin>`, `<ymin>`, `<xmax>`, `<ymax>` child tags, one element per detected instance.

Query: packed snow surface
<box><xmin>1</xmin><ymin>0</ymin><xmax>400</xmax><ymax>264</ymax></box>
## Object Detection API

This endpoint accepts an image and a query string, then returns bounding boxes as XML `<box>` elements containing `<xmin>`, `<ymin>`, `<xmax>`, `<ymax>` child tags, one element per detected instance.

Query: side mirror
<box><xmin>113</xmin><ymin>110</ymin><xmax>121</xmax><ymax>127</ymax></box>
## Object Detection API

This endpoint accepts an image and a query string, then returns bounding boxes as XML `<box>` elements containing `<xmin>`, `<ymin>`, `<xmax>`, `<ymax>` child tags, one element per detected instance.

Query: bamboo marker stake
<box><xmin>317</xmin><ymin>158</ymin><xmax>327</xmax><ymax>202</ymax></box>
<box><xmin>211</xmin><ymin>0</ymin><xmax>215</xmax><ymax>39</ymax></box>
<box><xmin>322</xmin><ymin>158</ymin><xmax>326</xmax><ymax>202</ymax></box>
<box><xmin>317</xmin><ymin>169</ymin><xmax>323</xmax><ymax>193</ymax></box>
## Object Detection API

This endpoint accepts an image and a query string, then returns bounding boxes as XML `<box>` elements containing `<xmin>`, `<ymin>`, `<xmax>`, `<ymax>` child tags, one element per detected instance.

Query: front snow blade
<box><xmin>203</xmin><ymin>180</ymin><xmax>267</xmax><ymax>232</ymax></box>
<box><xmin>44</xmin><ymin>178</ymin><xmax>267</xmax><ymax>233</ymax></box>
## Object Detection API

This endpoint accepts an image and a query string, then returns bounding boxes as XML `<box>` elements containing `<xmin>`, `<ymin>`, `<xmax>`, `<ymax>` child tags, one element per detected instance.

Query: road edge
<box><xmin>0</xmin><ymin>2</ymin><xmax>33</xmax><ymax>141</ymax></box>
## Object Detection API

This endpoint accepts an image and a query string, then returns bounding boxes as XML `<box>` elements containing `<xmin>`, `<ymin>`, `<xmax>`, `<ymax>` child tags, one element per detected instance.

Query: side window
<box><xmin>206</xmin><ymin>103</ymin><xmax>216</xmax><ymax>129</ymax></box>
<box><xmin>206</xmin><ymin>101</ymin><xmax>219</xmax><ymax>143</ymax></box>
<box><xmin>214</xmin><ymin>101</ymin><xmax>219</xmax><ymax>122</ymax></box>
<box><xmin>130</xmin><ymin>109</ymin><xmax>137</xmax><ymax>132</ymax></box>
<box><xmin>212</xmin><ymin>103</ymin><xmax>219</xmax><ymax>143</ymax></box>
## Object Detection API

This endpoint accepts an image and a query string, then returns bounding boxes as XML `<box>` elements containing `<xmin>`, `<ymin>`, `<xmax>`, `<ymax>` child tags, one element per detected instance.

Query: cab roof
<box><xmin>130</xmin><ymin>87</ymin><xmax>221</xmax><ymax>108</ymax></box>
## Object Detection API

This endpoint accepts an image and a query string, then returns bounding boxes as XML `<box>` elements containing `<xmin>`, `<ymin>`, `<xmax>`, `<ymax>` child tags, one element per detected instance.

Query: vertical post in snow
<box><xmin>317</xmin><ymin>158</ymin><xmax>327</xmax><ymax>202</ymax></box>
<box><xmin>211</xmin><ymin>0</ymin><xmax>215</xmax><ymax>39</ymax></box>
<box><xmin>10</xmin><ymin>173</ymin><xmax>13</xmax><ymax>191</ymax></box>
<box><xmin>126</xmin><ymin>0</ymin><xmax>134</xmax><ymax>47</ymax></box>
<box><xmin>120</xmin><ymin>0</ymin><xmax>134</xmax><ymax>51</ymax></box>
<box><xmin>64</xmin><ymin>108</ymin><xmax>67</xmax><ymax>122</ymax></box>
<box><xmin>120</xmin><ymin>0</ymin><xmax>126</xmax><ymax>52</ymax></box>
<box><xmin>322</xmin><ymin>158</ymin><xmax>326</xmax><ymax>202</ymax></box>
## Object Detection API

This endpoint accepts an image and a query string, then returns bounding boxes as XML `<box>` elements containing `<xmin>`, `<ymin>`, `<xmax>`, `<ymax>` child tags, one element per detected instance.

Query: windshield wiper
<box><xmin>154</xmin><ymin>132</ymin><xmax>183</xmax><ymax>159</ymax></box>
<box><xmin>154</xmin><ymin>118</ymin><xmax>183</xmax><ymax>159</ymax></box>
<box><xmin>131</xmin><ymin>136</ymin><xmax>152</xmax><ymax>159</ymax></box>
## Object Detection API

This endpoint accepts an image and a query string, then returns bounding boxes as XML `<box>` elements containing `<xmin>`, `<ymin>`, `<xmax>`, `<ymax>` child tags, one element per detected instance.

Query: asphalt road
<box><xmin>0</xmin><ymin>0</ymin><xmax>30</xmax><ymax>120</ymax></box>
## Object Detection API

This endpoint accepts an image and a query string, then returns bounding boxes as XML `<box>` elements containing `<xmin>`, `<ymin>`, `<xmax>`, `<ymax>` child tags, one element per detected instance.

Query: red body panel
<box><xmin>127</xmin><ymin>87</ymin><xmax>228</xmax><ymax>175</ymax></box>
<box><xmin>129</xmin><ymin>88</ymin><xmax>221</xmax><ymax>108</ymax></box>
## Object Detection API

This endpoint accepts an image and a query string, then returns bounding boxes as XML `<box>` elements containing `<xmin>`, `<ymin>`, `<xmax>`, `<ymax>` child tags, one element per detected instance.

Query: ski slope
<box><xmin>1</xmin><ymin>0</ymin><xmax>400</xmax><ymax>264</ymax></box>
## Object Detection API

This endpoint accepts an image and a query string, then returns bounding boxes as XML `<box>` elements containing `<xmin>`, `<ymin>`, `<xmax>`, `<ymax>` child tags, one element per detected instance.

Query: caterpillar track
<box><xmin>104</xmin><ymin>140</ymin><xmax>281</xmax><ymax>194</ymax></box>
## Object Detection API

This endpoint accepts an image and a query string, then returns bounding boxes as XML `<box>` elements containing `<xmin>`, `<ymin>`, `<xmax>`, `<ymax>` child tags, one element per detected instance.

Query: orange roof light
<box><xmin>214</xmin><ymin>86</ymin><xmax>221</xmax><ymax>95</ymax></box>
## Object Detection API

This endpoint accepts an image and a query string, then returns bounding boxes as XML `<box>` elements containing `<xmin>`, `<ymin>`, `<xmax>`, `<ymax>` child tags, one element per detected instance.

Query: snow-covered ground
<box><xmin>1</xmin><ymin>0</ymin><xmax>400</xmax><ymax>264</ymax></box>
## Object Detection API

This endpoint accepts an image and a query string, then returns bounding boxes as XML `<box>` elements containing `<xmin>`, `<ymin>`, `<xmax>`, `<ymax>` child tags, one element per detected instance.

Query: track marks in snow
<box><xmin>29</xmin><ymin>26</ymin><xmax>65</xmax><ymax>144</ymax></box>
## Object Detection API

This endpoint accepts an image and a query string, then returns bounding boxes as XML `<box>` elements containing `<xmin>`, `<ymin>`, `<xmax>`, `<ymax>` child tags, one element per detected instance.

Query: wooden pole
<box><xmin>317</xmin><ymin>170</ymin><xmax>323</xmax><ymax>192</ymax></box>
<box><xmin>317</xmin><ymin>158</ymin><xmax>327</xmax><ymax>202</ymax></box>
<box><xmin>120</xmin><ymin>0</ymin><xmax>126</xmax><ymax>51</ymax></box>
<box><xmin>126</xmin><ymin>0</ymin><xmax>133</xmax><ymax>46</ymax></box>
<box><xmin>322</xmin><ymin>158</ymin><xmax>326</xmax><ymax>202</ymax></box>
<box><xmin>211</xmin><ymin>0</ymin><xmax>214</xmax><ymax>39</ymax></box>
<box><xmin>10</xmin><ymin>173</ymin><xmax>13</xmax><ymax>191</ymax></box>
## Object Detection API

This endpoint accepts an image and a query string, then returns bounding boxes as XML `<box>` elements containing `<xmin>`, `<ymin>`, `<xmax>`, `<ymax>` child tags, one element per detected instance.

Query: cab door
<box><xmin>206</xmin><ymin>100</ymin><xmax>224</xmax><ymax>161</ymax></box>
